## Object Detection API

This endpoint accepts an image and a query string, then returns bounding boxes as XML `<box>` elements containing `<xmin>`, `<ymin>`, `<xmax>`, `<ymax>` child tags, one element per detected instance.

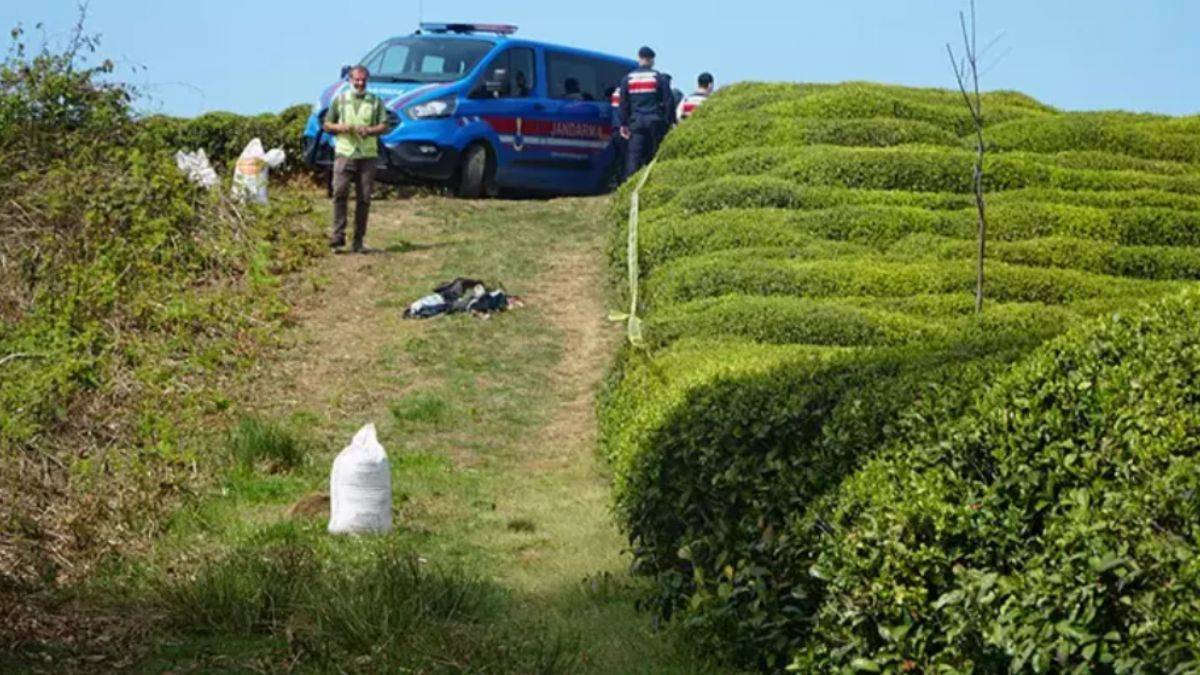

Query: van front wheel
<box><xmin>455</xmin><ymin>144</ymin><xmax>494</xmax><ymax>198</ymax></box>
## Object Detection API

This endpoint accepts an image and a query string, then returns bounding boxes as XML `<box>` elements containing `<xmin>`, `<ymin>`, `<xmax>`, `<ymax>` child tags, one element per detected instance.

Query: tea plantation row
<box><xmin>601</xmin><ymin>82</ymin><xmax>1200</xmax><ymax>672</ymax></box>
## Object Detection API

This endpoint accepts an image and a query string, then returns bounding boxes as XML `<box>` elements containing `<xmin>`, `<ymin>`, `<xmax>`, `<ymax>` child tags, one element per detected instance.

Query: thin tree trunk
<box><xmin>974</xmin><ymin>125</ymin><xmax>986</xmax><ymax>313</ymax></box>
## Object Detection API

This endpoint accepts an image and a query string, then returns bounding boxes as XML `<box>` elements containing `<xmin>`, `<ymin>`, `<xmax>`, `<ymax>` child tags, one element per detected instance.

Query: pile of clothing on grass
<box><xmin>403</xmin><ymin>277</ymin><xmax>523</xmax><ymax>319</ymax></box>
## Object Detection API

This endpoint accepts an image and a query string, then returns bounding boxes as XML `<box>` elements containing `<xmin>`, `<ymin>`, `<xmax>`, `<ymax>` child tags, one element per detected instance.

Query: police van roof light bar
<box><xmin>418</xmin><ymin>22</ymin><xmax>518</xmax><ymax>36</ymax></box>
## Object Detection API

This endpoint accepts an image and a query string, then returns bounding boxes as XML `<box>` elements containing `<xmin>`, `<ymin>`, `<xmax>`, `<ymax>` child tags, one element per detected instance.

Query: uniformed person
<box><xmin>618</xmin><ymin>46</ymin><xmax>675</xmax><ymax>179</ymax></box>
<box><xmin>607</xmin><ymin>85</ymin><xmax>627</xmax><ymax>180</ymax></box>
<box><xmin>677</xmin><ymin>72</ymin><xmax>714</xmax><ymax>121</ymax></box>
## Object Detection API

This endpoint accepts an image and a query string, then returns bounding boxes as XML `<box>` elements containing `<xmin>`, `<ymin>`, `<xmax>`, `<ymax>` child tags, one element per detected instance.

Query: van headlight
<box><xmin>407</xmin><ymin>96</ymin><xmax>457</xmax><ymax>120</ymax></box>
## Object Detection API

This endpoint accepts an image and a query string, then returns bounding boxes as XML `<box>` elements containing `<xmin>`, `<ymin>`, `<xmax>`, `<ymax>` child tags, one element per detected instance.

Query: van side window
<box><xmin>480</xmin><ymin>48</ymin><xmax>536</xmax><ymax>98</ymax></box>
<box><xmin>602</xmin><ymin>62</ymin><xmax>633</xmax><ymax>100</ymax></box>
<box><xmin>508</xmin><ymin>48</ymin><xmax>535</xmax><ymax>97</ymax></box>
<box><xmin>547</xmin><ymin>52</ymin><xmax>602</xmax><ymax>101</ymax></box>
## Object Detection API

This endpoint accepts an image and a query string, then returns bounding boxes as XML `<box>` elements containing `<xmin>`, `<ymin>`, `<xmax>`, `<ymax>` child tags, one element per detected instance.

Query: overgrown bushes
<box><xmin>602</xmin><ymin>80</ymin><xmax>1200</xmax><ymax>670</ymax></box>
<box><xmin>137</xmin><ymin>104</ymin><xmax>313</xmax><ymax>179</ymax></box>
<box><xmin>0</xmin><ymin>26</ymin><xmax>322</xmax><ymax>609</ymax></box>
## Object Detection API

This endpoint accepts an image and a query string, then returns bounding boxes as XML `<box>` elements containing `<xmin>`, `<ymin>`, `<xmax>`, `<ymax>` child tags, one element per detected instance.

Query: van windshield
<box><xmin>359</xmin><ymin>37</ymin><xmax>493</xmax><ymax>83</ymax></box>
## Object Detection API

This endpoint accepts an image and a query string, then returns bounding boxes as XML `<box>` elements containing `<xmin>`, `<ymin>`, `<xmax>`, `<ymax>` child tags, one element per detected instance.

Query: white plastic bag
<box><xmin>174</xmin><ymin>149</ymin><xmax>218</xmax><ymax>189</ymax></box>
<box><xmin>328</xmin><ymin>423</ymin><xmax>393</xmax><ymax>534</ymax></box>
<box><xmin>231</xmin><ymin>138</ymin><xmax>286</xmax><ymax>204</ymax></box>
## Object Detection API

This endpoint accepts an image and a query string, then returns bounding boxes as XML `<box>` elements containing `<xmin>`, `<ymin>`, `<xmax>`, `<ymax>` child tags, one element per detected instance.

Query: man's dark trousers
<box><xmin>331</xmin><ymin>156</ymin><xmax>377</xmax><ymax>248</ymax></box>
<box><xmin>624</xmin><ymin>120</ymin><xmax>666</xmax><ymax>180</ymax></box>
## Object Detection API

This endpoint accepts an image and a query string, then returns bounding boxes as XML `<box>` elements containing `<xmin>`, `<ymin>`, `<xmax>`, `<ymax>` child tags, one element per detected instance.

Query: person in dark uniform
<box><xmin>607</xmin><ymin>85</ymin><xmax>626</xmax><ymax>183</ymax></box>
<box><xmin>618</xmin><ymin>46</ymin><xmax>675</xmax><ymax>179</ymax></box>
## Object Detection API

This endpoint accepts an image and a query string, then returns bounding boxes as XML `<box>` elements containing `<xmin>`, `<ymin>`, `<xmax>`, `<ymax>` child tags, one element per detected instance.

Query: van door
<box><xmin>458</xmin><ymin>46</ymin><xmax>547</xmax><ymax>189</ymax></box>
<box><xmin>542</xmin><ymin>51</ymin><xmax>621</xmax><ymax>193</ymax></box>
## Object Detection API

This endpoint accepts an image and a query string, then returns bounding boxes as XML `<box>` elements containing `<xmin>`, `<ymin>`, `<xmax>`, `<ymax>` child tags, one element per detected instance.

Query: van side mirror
<box><xmin>340</xmin><ymin>64</ymin><xmax>351</xmax><ymax>79</ymax></box>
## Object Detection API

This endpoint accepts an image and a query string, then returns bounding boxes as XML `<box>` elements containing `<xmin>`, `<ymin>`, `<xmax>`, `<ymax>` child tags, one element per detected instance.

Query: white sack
<box><xmin>328</xmin><ymin>423</ymin><xmax>393</xmax><ymax>534</ymax></box>
<box><xmin>174</xmin><ymin>149</ymin><xmax>218</xmax><ymax>189</ymax></box>
<box><xmin>231</xmin><ymin>138</ymin><xmax>287</xmax><ymax>204</ymax></box>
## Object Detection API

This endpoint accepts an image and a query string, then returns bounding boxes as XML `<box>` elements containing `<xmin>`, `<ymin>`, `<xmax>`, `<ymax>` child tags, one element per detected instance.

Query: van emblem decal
<box><xmin>512</xmin><ymin>117</ymin><xmax>525</xmax><ymax>152</ymax></box>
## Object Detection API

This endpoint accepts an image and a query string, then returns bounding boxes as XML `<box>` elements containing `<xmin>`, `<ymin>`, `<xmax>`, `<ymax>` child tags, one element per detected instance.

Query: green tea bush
<box><xmin>771</xmin><ymin>146</ymin><xmax>1200</xmax><ymax>194</ymax></box>
<box><xmin>602</xmin><ymin>337</ymin><xmax>1045</xmax><ymax>669</ymax></box>
<box><xmin>791</xmin><ymin>290</ymin><xmax>1200</xmax><ymax>672</ymax></box>
<box><xmin>658</xmin><ymin>117</ymin><xmax>959</xmax><ymax>160</ymax></box>
<box><xmin>985</xmin><ymin>113</ymin><xmax>1200</xmax><ymax>163</ymax></box>
<box><xmin>644</xmin><ymin>296</ymin><xmax>947</xmax><ymax>348</ymax></box>
<box><xmin>692</xmin><ymin>81</ymin><xmax>1052</xmax><ymax>132</ymax></box>
<box><xmin>644</xmin><ymin>255</ymin><xmax>1172</xmax><ymax>308</ymax></box>
<box><xmin>633</xmin><ymin>201</ymin><xmax>1200</xmax><ymax>273</ymax></box>
<box><xmin>644</xmin><ymin>295</ymin><xmax>1084</xmax><ymax>350</ymax></box>
<box><xmin>645</xmin><ymin>173</ymin><xmax>977</xmax><ymax>215</ymax></box>
<box><xmin>994</xmin><ymin>186</ymin><xmax>1200</xmax><ymax>212</ymax></box>
<box><xmin>603</xmin><ymin>80</ymin><xmax>1200</xmax><ymax>671</ymax></box>
<box><xmin>890</xmin><ymin>233</ymin><xmax>1200</xmax><ymax>280</ymax></box>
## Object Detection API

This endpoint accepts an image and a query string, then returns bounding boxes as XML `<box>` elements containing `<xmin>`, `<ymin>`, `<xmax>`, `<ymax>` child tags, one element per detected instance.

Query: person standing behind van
<box><xmin>677</xmin><ymin>72</ymin><xmax>714</xmax><ymax>120</ymax></box>
<box><xmin>323</xmin><ymin>65</ymin><xmax>391</xmax><ymax>252</ymax></box>
<box><xmin>618</xmin><ymin>46</ymin><xmax>675</xmax><ymax>179</ymax></box>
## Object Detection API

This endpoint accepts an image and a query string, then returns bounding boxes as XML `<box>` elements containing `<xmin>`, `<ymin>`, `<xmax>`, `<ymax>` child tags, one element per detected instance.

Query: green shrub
<box><xmin>636</xmin><ymin>149</ymin><xmax>1200</xmax><ymax>219</ymax></box>
<box><xmin>646</xmin><ymin>174</ymin><xmax>977</xmax><ymax>215</ymax></box>
<box><xmin>985</xmin><ymin>113</ymin><xmax>1200</xmax><ymax>164</ymax></box>
<box><xmin>1</xmin><ymin>30</ymin><xmax>323</xmax><ymax>592</ymax></box>
<box><xmin>136</xmin><ymin>103</ymin><xmax>313</xmax><ymax>178</ymax></box>
<box><xmin>658</xmin><ymin>117</ymin><xmax>959</xmax><ymax>160</ymax></box>
<box><xmin>644</xmin><ymin>254</ymin><xmax>1174</xmax><ymax>308</ymax></box>
<box><xmin>645</xmin><ymin>296</ymin><xmax>1088</xmax><ymax>351</ymax></box>
<box><xmin>690</xmin><ymin>81</ymin><xmax>1054</xmax><ymax>123</ymax></box>
<box><xmin>637</xmin><ymin>206</ymin><xmax>939</xmax><ymax>271</ymax></box>
<box><xmin>603</xmin><ymin>78</ymin><xmax>1200</xmax><ymax>672</ymax></box>
<box><xmin>633</xmin><ymin>201</ymin><xmax>1200</xmax><ymax>273</ymax></box>
<box><xmin>758</xmin><ymin>85</ymin><xmax>1049</xmax><ymax>136</ymax></box>
<box><xmin>602</xmin><ymin>336</ymin><xmax>1044</xmax><ymax>668</ymax></box>
<box><xmin>890</xmin><ymin>233</ymin><xmax>1200</xmax><ymax>280</ymax></box>
<box><xmin>644</xmin><ymin>296</ymin><xmax>947</xmax><ymax>348</ymax></box>
<box><xmin>993</xmin><ymin>187</ymin><xmax>1200</xmax><ymax>212</ymax></box>
<box><xmin>771</xmin><ymin>145</ymin><xmax>1200</xmax><ymax>194</ymax></box>
<box><xmin>792</xmin><ymin>290</ymin><xmax>1200</xmax><ymax>672</ymax></box>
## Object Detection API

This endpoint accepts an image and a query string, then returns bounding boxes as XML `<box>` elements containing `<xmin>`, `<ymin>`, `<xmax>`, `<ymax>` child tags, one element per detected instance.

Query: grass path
<box><xmin>139</xmin><ymin>192</ymin><xmax>722</xmax><ymax>673</ymax></box>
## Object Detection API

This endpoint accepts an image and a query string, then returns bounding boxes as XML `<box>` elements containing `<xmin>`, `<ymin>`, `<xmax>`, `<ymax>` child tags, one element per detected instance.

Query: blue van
<box><xmin>302</xmin><ymin>23</ymin><xmax>636</xmax><ymax>197</ymax></box>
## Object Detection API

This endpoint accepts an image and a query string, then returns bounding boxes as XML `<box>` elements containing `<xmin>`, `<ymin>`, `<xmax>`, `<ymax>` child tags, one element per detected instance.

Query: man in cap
<box><xmin>618</xmin><ymin>46</ymin><xmax>675</xmax><ymax>179</ymax></box>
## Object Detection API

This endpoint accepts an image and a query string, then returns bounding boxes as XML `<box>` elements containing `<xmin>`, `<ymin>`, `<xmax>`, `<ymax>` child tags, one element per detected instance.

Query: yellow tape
<box><xmin>624</xmin><ymin>159</ymin><xmax>657</xmax><ymax>347</ymax></box>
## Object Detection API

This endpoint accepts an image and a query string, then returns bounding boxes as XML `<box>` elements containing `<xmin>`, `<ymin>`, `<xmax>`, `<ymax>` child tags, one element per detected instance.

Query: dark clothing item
<box><xmin>625</xmin><ymin>119</ymin><xmax>667</xmax><ymax>180</ymax></box>
<box><xmin>434</xmin><ymin>278</ymin><xmax>487</xmax><ymax>300</ymax></box>
<box><xmin>403</xmin><ymin>279</ymin><xmax>513</xmax><ymax>319</ymax></box>
<box><xmin>331</xmin><ymin>156</ymin><xmax>377</xmax><ymax>248</ymax></box>
<box><xmin>618</xmin><ymin>67</ymin><xmax>675</xmax><ymax>128</ymax></box>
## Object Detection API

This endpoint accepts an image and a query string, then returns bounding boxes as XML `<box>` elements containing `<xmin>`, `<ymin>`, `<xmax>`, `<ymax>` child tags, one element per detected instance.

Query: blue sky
<box><xmin>4</xmin><ymin>1</ymin><xmax>1198</xmax><ymax>117</ymax></box>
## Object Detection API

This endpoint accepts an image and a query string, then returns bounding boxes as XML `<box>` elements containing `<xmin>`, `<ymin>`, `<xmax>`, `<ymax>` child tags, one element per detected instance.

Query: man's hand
<box><xmin>619</xmin><ymin>126</ymin><xmax>631</xmax><ymax>140</ymax></box>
